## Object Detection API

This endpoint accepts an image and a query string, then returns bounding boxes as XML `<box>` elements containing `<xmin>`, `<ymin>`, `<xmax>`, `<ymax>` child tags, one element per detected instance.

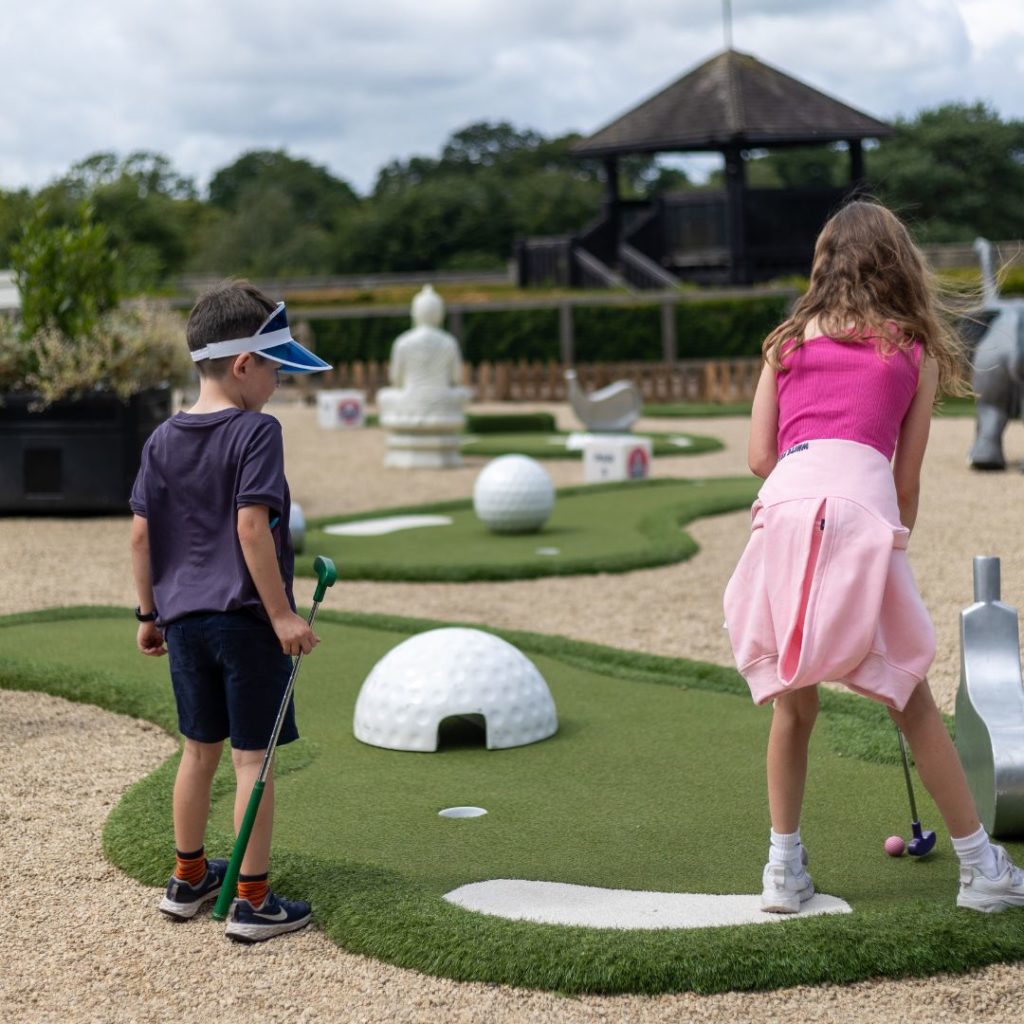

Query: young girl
<box><xmin>723</xmin><ymin>200</ymin><xmax>1024</xmax><ymax>915</ymax></box>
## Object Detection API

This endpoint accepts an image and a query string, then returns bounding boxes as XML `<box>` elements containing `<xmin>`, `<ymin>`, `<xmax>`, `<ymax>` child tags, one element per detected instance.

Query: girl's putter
<box><xmin>212</xmin><ymin>555</ymin><xmax>337</xmax><ymax>920</ymax></box>
<box><xmin>896</xmin><ymin>725</ymin><xmax>937</xmax><ymax>857</ymax></box>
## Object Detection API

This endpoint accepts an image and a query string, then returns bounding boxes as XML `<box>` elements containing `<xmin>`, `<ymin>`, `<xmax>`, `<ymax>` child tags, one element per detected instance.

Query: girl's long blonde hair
<box><xmin>763</xmin><ymin>200</ymin><xmax>968</xmax><ymax>395</ymax></box>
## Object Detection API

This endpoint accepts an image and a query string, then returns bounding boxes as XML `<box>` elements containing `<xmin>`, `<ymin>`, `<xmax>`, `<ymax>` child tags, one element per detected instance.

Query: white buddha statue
<box><xmin>378</xmin><ymin>285</ymin><xmax>470</xmax><ymax>467</ymax></box>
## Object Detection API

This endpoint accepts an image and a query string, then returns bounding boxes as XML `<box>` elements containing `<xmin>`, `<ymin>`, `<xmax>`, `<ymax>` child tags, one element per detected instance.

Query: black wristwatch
<box><xmin>134</xmin><ymin>606</ymin><xmax>158</xmax><ymax>622</ymax></box>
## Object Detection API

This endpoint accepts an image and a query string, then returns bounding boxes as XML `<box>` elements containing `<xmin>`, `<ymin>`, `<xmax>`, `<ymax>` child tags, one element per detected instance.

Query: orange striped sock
<box><xmin>175</xmin><ymin>848</ymin><xmax>207</xmax><ymax>887</ymax></box>
<box><xmin>237</xmin><ymin>873</ymin><xmax>269</xmax><ymax>908</ymax></box>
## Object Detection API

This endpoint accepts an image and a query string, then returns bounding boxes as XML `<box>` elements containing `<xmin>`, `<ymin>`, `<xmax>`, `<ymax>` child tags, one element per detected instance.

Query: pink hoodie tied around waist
<box><xmin>723</xmin><ymin>439</ymin><xmax>934</xmax><ymax>711</ymax></box>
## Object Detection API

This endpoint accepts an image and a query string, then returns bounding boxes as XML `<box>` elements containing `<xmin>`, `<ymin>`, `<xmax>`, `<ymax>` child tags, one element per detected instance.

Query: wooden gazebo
<box><xmin>517</xmin><ymin>49</ymin><xmax>893</xmax><ymax>288</ymax></box>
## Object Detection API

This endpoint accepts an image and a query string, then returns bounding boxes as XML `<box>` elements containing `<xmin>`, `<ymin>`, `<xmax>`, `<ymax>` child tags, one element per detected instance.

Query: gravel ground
<box><xmin>3</xmin><ymin>399</ymin><xmax>1024</xmax><ymax>1023</ymax></box>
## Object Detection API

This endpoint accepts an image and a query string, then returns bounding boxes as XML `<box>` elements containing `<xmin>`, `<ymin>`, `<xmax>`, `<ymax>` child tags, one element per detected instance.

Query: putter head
<box><xmin>908</xmin><ymin>820</ymin><xmax>937</xmax><ymax>857</ymax></box>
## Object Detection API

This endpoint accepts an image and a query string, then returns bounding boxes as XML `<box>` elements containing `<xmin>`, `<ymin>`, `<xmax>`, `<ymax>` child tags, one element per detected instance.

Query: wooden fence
<box><xmin>310</xmin><ymin>358</ymin><xmax>762</xmax><ymax>404</ymax></box>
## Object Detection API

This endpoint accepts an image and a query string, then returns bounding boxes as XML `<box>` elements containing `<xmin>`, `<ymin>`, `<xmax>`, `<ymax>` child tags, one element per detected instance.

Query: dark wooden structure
<box><xmin>517</xmin><ymin>49</ymin><xmax>893</xmax><ymax>288</ymax></box>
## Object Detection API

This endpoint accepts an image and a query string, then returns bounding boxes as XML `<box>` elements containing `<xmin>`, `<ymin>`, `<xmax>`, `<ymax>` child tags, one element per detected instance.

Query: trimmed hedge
<box><xmin>465</xmin><ymin>412</ymin><xmax>557</xmax><ymax>433</ymax></box>
<box><xmin>309</xmin><ymin>295</ymin><xmax>789</xmax><ymax>366</ymax></box>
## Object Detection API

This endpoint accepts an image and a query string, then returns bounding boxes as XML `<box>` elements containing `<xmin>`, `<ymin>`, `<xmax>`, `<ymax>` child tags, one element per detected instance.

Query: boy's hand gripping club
<box><xmin>212</xmin><ymin>556</ymin><xmax>337</xmax><ymax>921</ymax></box>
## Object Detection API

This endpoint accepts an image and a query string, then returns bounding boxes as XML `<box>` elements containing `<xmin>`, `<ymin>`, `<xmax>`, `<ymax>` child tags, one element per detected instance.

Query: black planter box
<box><xmin>0</xmin><ymin>388</ymin><xmax>172</xmax><ymax>514</ymax></box>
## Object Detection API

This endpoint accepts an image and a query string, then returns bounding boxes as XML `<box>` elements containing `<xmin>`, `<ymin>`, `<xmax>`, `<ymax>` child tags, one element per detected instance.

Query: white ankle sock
<box><xmin>951</xmin><ymin>825</ymin><xmax>1000</xmax><ymax>878</ymax></box>
<box><xmin>768</xmin><ymin>828</ymin><xmax>803</xmax><ymax>866</ymax></box>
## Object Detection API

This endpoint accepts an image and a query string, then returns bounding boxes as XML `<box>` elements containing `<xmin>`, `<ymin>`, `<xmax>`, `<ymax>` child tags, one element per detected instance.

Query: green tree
<box><xmin>0</xmin><ymin>188</ymin><xmax>33</xmax><ymax>265</ymax></box>
<box><xmin>197</xmin><ymin>150</ymin><xmax>359</xmax><ymax>276</ymax></box>
<box><xmin>190</xmin><ymin>185</ymin><xmax>336</xmax><ymax>277</ymax></box>
<box><xmin>208</xmin><ymin>150</ymin><xmax>357</xmax><ymax>225</ymax></box>
<box><xmin>869</xmin><ymin>103</ymin><xmax>1024</xmax><ymax>241</ymax></box>
<box><xmin>40</xmin><ymin>151</ymin><xmax>203</xmax><ymax>289</ymax></box>
<box><xmin>353</xmin><ymin>123</ymin><xmax>607</xmax><ymax>272</ymax></box>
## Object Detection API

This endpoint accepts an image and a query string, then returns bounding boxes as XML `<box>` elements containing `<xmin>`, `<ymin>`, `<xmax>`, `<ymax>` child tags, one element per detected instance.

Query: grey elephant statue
<box><xmin>968</xmin><ymin>239</ymin><xmax>1024</xmax><ymax>470</ymax></box>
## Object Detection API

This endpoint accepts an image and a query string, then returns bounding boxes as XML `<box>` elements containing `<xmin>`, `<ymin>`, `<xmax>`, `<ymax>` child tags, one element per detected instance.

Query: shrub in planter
<box><xmin>0</xmin><ymin>202</ymin><xmax>191</xmax><ymax>512</ymax></box>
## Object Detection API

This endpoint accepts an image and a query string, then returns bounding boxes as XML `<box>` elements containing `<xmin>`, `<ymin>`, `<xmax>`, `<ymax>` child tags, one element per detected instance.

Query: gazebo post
<box><xmin>603</xmin><ymin>157</ymin><xmax>621</xmax><ymax>263</ymax></box>
<box><xmin>848</xmin><ymin>138</ymin><xmax>865</xmax><ymax>189</ymax></box>
<box><xmin>724</xmin><ymin>146</ymin><xmax>749</xmax><ymax>284</ymax></box>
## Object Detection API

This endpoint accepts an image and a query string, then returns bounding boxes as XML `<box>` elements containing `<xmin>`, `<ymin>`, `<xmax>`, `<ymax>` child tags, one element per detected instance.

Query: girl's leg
<box><xmin>888</xmin><ymin>680</ymin><xmax>980</xmax><ymax>839</ymax></box>
<box><xmin>172</xmin><ymin>738</ymin><xmax>224</xmax><ymax>853</ymax></box>
<box><xmin>767</xmin><ymin>686</ymin><xmax>819</xmax><ymax>834</ymax></box>
<box><xmin>231</xmin><ymin>747</ymin><xmax>275</xmax><ymax>877</ymax></box>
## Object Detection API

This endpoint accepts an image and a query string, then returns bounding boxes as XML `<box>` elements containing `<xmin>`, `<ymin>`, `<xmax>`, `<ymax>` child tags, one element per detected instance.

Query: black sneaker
<box><xmin>224</xmin><ymin>891</ymin><xmax>312</xmax><ymax>943</ymax></box>
<box><xmin>158</xmin><ymin>858</ymin><xmax>228</xmax><ymax>920</ymax></box>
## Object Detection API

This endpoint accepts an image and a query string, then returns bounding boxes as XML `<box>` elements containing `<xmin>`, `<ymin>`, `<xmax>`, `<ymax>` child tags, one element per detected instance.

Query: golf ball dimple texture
<box><xmin>353</xmin><ymin>627</ymin><xmax>558</xmax><ymax>751</ymax></box>
<box><xmin>885</xmin><ymin>835</ymin><xmax>906</xmax><ymax>857</ymax></box>
<box><xmin>473</xmin><ymin>455</ymin><xmax>555</xmax><ymax>534</ymax></box>
<box><xmin>289</xmin><ymin>502</ymin><xmax>306</xmax><ymax>553</ymax></box>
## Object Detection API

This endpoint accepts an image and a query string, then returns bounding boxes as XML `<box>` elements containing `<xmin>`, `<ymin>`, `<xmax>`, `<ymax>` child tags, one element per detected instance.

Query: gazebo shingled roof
<box><xmin>571</xmin><ymin>49</ymin><xmax>893</xmax><ymax>157</ymax></box>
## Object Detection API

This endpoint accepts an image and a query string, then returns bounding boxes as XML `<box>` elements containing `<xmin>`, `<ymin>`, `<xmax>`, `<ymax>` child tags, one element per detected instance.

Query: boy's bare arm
<box><xmin>237</xmin><ymin>505</ymin><xmax>319</xmax><ymax>657</ymax></box>
<box><xmin>130</xmin><ymin>514</ymin><xmax>166</xmax><ymax>656</ymax></box>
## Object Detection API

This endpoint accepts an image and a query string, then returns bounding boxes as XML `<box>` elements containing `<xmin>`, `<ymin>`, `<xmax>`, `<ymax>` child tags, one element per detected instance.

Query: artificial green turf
<box><xmin>4</xmin><ymin>607</ymin><xmax>1024</xmax><ymax>994</ymax></box>
<box><xmin>297</xmin><ymin>477</ymin><xmax>759</xmax><ymax>582</ymax></box>
<box><xmin>642</xmin><ymin>401</ymin><xmax>754</xmax><ymax>418</ymax></box>
<box><xmin>459</xmin><ymin>430</ymin><xmax>721</xmax><ymax>459</ymax></box>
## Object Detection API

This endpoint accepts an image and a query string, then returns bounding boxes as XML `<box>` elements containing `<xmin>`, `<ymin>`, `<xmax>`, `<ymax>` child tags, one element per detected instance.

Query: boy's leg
<box><xmin>173</xmin><ymin>738</ymin><xmax>224</xmax><ymax>852</ymax></box>
<box><xmin>224</xmin><ymin>746</ymin><xmax>311</xmax><ymax>942</ymax></box>
<box><xmin>231</xmin><ymin>747</ymin><xmax>275</xmax><ymax>877</ymax></box>
<box><xmin>160</xmin><ymin>738</ymin><xmax>229</xmax><ymax>919</ymax></box>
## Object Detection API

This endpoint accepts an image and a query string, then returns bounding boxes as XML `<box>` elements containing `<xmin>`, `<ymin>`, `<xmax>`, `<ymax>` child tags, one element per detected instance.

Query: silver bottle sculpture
<box><xmin>955</xmin><ymin>556</ymin><xmax>1024</xmax><ymax>836</ymax></box>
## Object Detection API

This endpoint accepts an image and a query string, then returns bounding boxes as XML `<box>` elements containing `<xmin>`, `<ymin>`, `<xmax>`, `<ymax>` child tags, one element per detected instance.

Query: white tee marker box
<box><xmin>583</xmin><ymin>435</ymin><xmax>653</xmax><ymax>483</ymax></box>
<box><xmin>317</xmin><ymin>389</ymin><xmax>366</xmax><ymax>429</ymax></box>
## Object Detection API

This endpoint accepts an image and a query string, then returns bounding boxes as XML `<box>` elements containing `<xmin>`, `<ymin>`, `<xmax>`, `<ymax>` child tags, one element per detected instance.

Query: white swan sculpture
<box><xmin>564</xmin><ymin>369</ymin><xmax>642</xmax><ymax>433</ymax></box>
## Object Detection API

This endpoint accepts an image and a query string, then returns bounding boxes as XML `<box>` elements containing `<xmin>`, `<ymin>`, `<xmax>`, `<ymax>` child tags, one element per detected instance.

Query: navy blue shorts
<box><xmin>165</xmin><ymin>611</ymin><xmax>298</xmax><ymax>751</ymax></box>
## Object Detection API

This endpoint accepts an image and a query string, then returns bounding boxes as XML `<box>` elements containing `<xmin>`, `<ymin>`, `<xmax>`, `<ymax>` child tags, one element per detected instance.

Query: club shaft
<box><xmin>255</xmin><ymin>599</ymin><xmax>320</xmax><ymax>785</ymax></box>
<box><xmin>211</xmin><ymin>598</ymin><xmax>323</xmax><ymax>921</ymax></box>
<box><xmin>895</xmin><ymin>726</ymin><xmax>921</xmax><ymax>822</ymax></box>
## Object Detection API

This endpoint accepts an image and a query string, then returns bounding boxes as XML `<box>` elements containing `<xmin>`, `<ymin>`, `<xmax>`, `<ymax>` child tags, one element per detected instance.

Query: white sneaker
<box><xmin>761</xmin><ymin>851</ymin><xmax>814</xmax><ymax>914</ymax></box>
<box><xmin>957</xmin><ymin>846</ymin><xmax>1024</xmax><ymax>913</ymax></box>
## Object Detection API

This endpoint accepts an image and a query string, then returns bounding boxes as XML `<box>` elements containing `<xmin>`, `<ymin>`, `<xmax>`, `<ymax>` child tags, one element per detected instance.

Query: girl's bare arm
<box><xmin>892</xmin><ymin>356</ymin><xmax>938</xmax><ymax>532</ymax></box>
<box><xmin>748</xmin><ymin>362</ymin><xmax>780</xmax><ymax>479</ymax></box>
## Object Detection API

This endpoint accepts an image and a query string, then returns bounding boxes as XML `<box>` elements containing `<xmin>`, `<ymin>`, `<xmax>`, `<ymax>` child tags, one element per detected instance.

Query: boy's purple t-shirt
<box><xmin>130</xmin><ymin>408</ymin><xmax>295</xmax><ymax>626</ymax></box>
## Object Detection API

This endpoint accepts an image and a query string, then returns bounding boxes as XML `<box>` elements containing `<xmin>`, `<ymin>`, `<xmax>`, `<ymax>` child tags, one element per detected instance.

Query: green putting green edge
<box><xmin>296</xmin><ymin>476</ymin><xmax>759</xmax><ymax>582</ymax></box>
<box><xmin>2</xmin><ymin>606</ymin><xmax>1023</xmax><ymax>995</ymax></box>
<box><xmin>460</xmin><ymin>430</ymin><xmax>722</xmax><ymax>459</ymax></box>
<box><xmin>643</xmin><ymin>402</ymin><xmax>754</xmax><ymax>418</ymax></box>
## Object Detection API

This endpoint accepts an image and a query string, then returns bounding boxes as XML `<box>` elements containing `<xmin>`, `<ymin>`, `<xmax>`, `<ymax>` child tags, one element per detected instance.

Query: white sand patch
<box><xmin>444</xmin><ymin>879</ymin><xmax>852</xmax><ymax>930</ymax></box>
<box><xmin>324</xmin><ymin>515</ymin><xmax>453</xmax><ymax>536</ymax></box>
<box><xmin>669</xmin><ymin>436</ymin><xmax>693</xmax><ymax>447</ymax></box>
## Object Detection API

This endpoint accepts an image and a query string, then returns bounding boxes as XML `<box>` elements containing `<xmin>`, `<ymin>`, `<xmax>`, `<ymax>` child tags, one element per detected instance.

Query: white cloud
<box><xmin>0</xmin><ymin>1</ymin><xmax>1021</xmax><ymax>196</ymax></box>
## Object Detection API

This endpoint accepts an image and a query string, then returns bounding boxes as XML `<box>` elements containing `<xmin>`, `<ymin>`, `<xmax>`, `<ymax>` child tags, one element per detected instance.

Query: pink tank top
<box><xmin>776</xmin><ymin>336</ymin><xmax>922</xmax><ymax>461</ymax></box>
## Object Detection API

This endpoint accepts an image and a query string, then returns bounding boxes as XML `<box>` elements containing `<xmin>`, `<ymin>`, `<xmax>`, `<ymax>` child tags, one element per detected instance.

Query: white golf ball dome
<box><xmin>353</xmin><ymin>627</ymin><xmax>558</xmax><ymax>752</ymax></box>
<box><xmin>289</xmin><ymin>502</ymin><xmax>306</xmax><ymax>553</ymax></box>
<box><xmin>473</xmin><ymin>455</ymin><xmax>555</xmax><ymax>534</ymax></box>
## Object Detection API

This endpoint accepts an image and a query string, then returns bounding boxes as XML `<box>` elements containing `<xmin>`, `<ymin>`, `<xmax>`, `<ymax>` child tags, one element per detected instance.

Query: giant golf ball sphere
<box><xmin>289</xmin><ymin>502</ymin><xmax>306</xmax><ymax>553</ymax></box>
<box><xmin>353</xmin><ymin>626</ymin><xmax>558</xmax><ymax>751</ymax></box>
<box><xmin>473</xmin><ymin>455</ymin><xmax>555</xmax><ymax>534</ymax></box>
<box><xmin>885</xmin><ymin>835</ymin><xmax>906</xmax><ymax>857</ymax></box>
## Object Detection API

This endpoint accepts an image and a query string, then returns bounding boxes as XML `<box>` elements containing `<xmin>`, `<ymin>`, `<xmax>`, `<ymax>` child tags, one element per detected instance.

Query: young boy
<box><xmin>129</xmin><ymin>280</ymin><xmax>331</xmax><ymax>942</ymax></box>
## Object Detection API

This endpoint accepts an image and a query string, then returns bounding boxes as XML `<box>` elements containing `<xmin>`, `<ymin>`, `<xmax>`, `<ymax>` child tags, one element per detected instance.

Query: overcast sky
<box><xmin>4</xmin><ymin>0</ymin><xmax>1022</xmax><ymax>197</ymax></box>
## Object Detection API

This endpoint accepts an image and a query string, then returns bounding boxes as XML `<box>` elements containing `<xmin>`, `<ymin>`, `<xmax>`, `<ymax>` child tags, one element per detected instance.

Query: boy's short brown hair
<box><xmin>186</xmin><ymin>280</ymin><xmax>277</xmax><ymax>378</ymax></box>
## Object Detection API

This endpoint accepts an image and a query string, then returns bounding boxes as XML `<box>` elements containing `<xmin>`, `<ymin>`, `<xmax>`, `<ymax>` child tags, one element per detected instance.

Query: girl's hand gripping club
<box><xmin>212</xmin><ymin>556</ymin><xmax>337</xmax><ymax>920</ymax></box>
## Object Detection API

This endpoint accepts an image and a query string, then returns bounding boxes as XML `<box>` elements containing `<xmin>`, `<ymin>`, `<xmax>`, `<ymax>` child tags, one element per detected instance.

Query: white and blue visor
<box><xmin>190</xmin><ymin>302</ymin><xmax>332</xmax><ymax>374</ymax></box>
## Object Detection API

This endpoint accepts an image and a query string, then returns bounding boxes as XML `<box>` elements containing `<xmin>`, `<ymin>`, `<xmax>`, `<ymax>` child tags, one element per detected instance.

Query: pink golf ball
<box><xmin>885</xmin><ymin>835</ymin><xmax>906</xmax><ymax>857</ymax></box>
